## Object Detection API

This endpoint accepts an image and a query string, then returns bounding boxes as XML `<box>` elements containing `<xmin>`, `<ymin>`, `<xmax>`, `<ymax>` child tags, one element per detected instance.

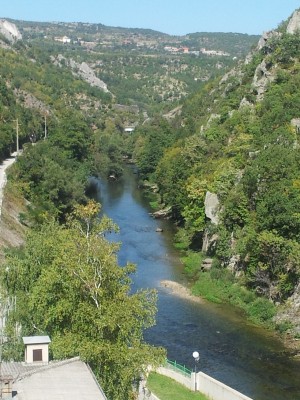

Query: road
<box><xmin>0</xmin><ymin>153</ymin><xmax>17</xmax><ymax>219</ymax></box>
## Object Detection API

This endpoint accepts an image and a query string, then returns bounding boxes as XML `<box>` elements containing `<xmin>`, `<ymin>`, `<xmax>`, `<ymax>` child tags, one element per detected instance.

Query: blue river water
<box><xmin>93</xmin><ymin>167</ymin><xmax>300</xmax><ymax>400</ymax></box>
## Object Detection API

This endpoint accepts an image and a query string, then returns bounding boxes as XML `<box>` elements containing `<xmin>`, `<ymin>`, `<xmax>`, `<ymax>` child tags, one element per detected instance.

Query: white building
<box><xmin>23</xmin><ymin>335</ymin><xmax>51</xmax><ymax>363</ymax></box>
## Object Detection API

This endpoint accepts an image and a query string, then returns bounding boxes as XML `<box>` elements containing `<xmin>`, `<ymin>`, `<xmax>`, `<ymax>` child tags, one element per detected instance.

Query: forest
<box><xmin>0</xmin><ymin>11</ymin><xmax>300</xmax><ymax>399</ymax></box>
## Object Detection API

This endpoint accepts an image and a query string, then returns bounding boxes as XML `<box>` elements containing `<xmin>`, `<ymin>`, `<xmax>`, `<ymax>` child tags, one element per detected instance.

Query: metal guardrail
<box><xmin>165</xmin><ymin>359</ymin><xmax>192</xmax><ymax>377</ymax></box>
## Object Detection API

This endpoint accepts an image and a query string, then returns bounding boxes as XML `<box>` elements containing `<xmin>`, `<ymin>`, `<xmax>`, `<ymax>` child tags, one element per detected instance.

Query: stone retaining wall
<box><xmin>156</xmin><ymin>366</ymin><xmax>253</xmax><ymax>400</ymax></box>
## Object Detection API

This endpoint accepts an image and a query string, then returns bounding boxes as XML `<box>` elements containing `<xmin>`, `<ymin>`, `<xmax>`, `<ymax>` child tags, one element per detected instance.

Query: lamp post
<box><xmin>192</xmin><ymin>351</ymin><xmax>200</xmax><ymax>391</ymax></box>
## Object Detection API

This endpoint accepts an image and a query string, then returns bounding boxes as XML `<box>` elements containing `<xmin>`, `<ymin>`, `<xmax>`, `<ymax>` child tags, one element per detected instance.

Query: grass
<box><xmin>146</xmin><ymin>372</ymin><xmax>209</xmax><ymax>400</ymax></box>
<box><xmin>192</xmin><ymin>269</ymin><xmax>276</xmax><ymax>328</ymax></box>
<box><xmin>181</xmin><ymin>251</ymin><xmax>204</xmax><ymax>279</ymax></box>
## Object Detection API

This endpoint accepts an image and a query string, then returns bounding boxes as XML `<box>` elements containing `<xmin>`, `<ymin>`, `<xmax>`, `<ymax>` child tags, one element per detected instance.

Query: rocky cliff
<box><xmin>286</xmin><ymin>9</ymin><xmax>300</xmax><ymax>34</ymax></box>
<box><xmin>0</xmin><ymin>19</ymin><xmax>22</xmax><ymax>42</ymax></box>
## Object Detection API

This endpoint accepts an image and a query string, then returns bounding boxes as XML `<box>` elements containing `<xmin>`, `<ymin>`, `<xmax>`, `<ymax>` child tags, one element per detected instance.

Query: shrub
<box><xmin>181</xmin><ymin>251</ymin><xmax>203</xmax><ymax>278</ymax></box>
<box><xmin>245</xmin><ymin>297</ymin><xmax>276</xmax><ymax>325</ymax></box>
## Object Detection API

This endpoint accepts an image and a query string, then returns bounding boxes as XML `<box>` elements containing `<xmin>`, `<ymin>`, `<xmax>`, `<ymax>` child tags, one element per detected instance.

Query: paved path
<box><xmin>138</xmin><ymin>378</ymin><xmax>160</xmax><ymax>400</ymax></box>
<box><xmin>0</xmin><ymin>153</ymin><xmax>16</xmax><ymax>219</ymax></box>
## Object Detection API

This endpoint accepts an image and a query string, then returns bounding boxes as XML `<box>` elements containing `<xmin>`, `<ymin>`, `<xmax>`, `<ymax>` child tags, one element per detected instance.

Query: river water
<box><xmin>93</xmin><ymin>167</ymin><xmax>300</xmax><ymax>400</ymax></box>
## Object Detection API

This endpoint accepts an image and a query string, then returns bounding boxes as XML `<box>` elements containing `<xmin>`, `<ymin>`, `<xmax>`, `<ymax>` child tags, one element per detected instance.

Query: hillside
<box><xmin>130</xmin><ymin>9</ymin><xmax>300</xmax><ymax>341</ymax></box>
<box><xmin>0</xmin><ymin>18</ymin><xmax>258</xmax><ymax>113</ymax></box>
<box><xmin>0</xmin><ymin>17</ymin><xmax>258</xmax><ymax>168</ymax></box>
<box><xmin>0</xmin><ymin>9</ymin><xmax>300</xmax><ymax>353</ymax></box>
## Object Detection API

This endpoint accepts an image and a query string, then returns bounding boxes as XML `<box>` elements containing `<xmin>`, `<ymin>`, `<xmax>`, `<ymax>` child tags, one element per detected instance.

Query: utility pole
<box><xmin>44</xmin><ymin>113</ymin><xmax>47</xmax><ymax>140</ymax></box>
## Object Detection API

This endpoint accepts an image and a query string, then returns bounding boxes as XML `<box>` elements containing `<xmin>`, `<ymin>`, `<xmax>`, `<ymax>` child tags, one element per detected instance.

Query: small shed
<box><xmin>22</xmin><ymin>336</ymin><xmax>51</xmax><ymax>364</ymax></box>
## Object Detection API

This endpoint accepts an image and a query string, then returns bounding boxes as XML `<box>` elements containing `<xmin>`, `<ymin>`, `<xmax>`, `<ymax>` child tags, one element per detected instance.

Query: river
<box><xmin>93</xmin><ymin>166</ymin><xmax>300</xmax><ymax>400</ymax></box>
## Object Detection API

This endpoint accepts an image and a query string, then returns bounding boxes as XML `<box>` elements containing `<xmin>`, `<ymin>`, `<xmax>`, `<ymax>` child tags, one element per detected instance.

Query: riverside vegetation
<box><xmin>0</xmin><ymin>9</ymin><xmax>299</xmax><ymax>400</ymax></box>
<box><xmin>130</xmin><ymin>11</ymin><xmax>300</xmax><ymax>344</ymax></box>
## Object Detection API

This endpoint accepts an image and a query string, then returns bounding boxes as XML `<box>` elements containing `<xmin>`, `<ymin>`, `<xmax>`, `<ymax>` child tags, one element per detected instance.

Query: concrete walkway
<box><xmin>138</xmin><ymin>378</ymin><xmax>160</xmax><ymax>400</ymax></box>
<box><xmin>0</xmin><ymin>153</ymin><xmax>16</xmax><ymax>219</ymax></box>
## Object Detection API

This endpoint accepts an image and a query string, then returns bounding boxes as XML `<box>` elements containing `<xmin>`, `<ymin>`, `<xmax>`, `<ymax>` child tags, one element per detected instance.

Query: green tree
<box><xmin>182</xmin><ymin>176</ymin><xmax>207</xmax><ymax>235</ymax></box>
<box><xmin>155</xmin><ymin>146</ymin><xmax>189</xmax><ymax>219</ymax></box>
<box><xmin>49</xmin><ymin>111</ymin><xmax>92</xmax><ymax>161</ymax></box>
<box><xmin>12</xmin><ymin>141</ymin><xmax>88</xmax><ymax>222</ymax></box>
<box><xmin>2</xmin><ymin>201</ymin><xmax>165</xmax><ymax>400</ymax></box>
<box><xmin>135</xmin><ymin>118</ymin><xmax>175</xmax><ymax>179</ymax></box>
<box><xmin>246</xmin><ymin>231</ymin><xmax>300</xmax><ymax>301</ymax></box>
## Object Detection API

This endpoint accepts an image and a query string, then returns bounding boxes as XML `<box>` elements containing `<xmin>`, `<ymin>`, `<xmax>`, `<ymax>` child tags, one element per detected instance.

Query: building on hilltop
<box><xmin>54</xmin><ymin>35</ymin><xmax>71</xmax><ymax>44</ymax></box>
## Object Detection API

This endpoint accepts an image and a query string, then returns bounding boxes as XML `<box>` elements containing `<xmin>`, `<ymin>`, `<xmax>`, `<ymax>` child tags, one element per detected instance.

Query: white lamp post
<box><xmin>192</xmin><ymin>351</ymin><xmax>200</xmax><ymax>391</ymax></box>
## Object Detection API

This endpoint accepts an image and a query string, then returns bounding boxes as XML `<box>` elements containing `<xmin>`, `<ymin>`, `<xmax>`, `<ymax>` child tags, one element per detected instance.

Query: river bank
<box><xmin>160</xmin><ymin>279</ymin><xmax>204</xmax><ymax>304</ymax></box>
<box><xmin>160</xmin><ymin>279</ymin><xmax>300</xmax><ymax>357</ymax></box>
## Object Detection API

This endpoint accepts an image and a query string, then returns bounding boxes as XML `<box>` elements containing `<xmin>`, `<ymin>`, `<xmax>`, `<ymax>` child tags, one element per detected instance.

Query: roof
<box><xmin>2</xmin><ymin>357</ymin><xmax>107</xmax><ymax>400</ymax></box>
<box><xmin>22</xmin><ymin>336</ymin><xmax>51</xmax><ymax>345</ymax></box>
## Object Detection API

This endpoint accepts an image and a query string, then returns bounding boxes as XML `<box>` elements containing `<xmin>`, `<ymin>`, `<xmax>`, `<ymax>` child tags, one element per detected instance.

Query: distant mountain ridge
<box><xmin>4</xmin><ymin>17</ymin><xmax>259</xmax><ymax>58</ymax></box>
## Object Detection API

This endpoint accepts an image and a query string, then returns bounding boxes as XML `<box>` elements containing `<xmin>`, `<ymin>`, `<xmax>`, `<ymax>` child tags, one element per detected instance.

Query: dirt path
<box><xmin>0</xmin><ymin>154</ymin><xmax>16</xmax><ymax>218</ymax></box>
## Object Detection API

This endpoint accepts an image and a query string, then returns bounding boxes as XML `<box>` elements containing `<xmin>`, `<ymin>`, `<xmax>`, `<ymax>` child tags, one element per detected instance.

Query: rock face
<box><xmin>52</xmin><ymin>55</ymin><xmax>109</xmax><ymax>93</ymax></box>
<box><xmin>287</xmin><ymin>10</ymin><xmax>300</xmax><ymax>34</ymax></box>
<box><xmin>275</xmin><ymin>283</ymin><xmax>300</xmax><ymax>336</ymax></box>
<box><xmin>256</xmin><ymin>30</ymin><xmax>281</xmax><ymax>51</ymax></box>
<box><xmin>0</xmin><ymin>20</ymin><xmax>22</xmax><ymax>42</ymax></box>
<box><xmin>204</xmin><ymin>191</ymin><xmax>220</xmax><ymax>225</ymax></box>
<box><xmin>72</xmin><ymin>61</ymin><xmax>109</xmax><ymax>93</ymax></box>
<box><xmin>202</xmin><ymin>231</ymin><xmax>218</xmax><ymax>253</ymax></box>
<box><xmin>252</xmin><ymin>60</ymin><xmax>276</xmax><ymax>101</ymax></box>
<box><xmin>14</xmin><ymin>88</ymin><xmax>50</xmax><ymax>114</ymax></box>
<box><xmin>291</xmin><ymin>118</ymin><xmax>300</xmax><ymax>133</ymax></box>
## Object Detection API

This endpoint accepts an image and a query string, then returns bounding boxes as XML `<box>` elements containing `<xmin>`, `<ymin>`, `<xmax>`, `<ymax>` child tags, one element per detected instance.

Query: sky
<box><xmin>1</xmin><ymin>0</ymin><xmax>299</xmax><ymax>36</ymax></box>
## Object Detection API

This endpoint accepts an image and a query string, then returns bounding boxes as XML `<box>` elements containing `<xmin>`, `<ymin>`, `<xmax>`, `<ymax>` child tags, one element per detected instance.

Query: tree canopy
<box><xmin>2</xmin><ymin>201</ymin><xmax>165</xmax><ymax>399</ymax></box>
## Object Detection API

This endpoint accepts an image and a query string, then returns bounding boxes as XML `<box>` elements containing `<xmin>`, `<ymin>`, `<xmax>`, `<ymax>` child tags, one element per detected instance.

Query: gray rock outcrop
<box><xmin>52</xmin><ymin>55</ymin><xmax>109</xmax><ymax>93</ymax></box>
<box><xmin>202</xmin><ymin>258</ymin><xmax>213</xmax><ymax>271</ymax></box>
<box><xmin>72</xmin><ymin>61</ymin><xmax>109</xmax><ymax>92</ymax></box>
<box><xmin>239</xmin><ymin>97</ymin><xmax>253</xmax><ymax>109</ymax></box>
<box><xmin>256</xmin><ymin>30</ymin><xmax>281</xmax><ymax>51</ymax></box>
<box><xmin>0</xmin><ymin>19</ymin><xmax>22</xmax><ymax>43</ymax></box>
<box><xmin>287</xmin><ymin>10</ymin><xmax>300</xmax><ymax>34</ymax></box>
<box><xmin>202</xmin><ymin>231</ymin><xmax>218</xmax><ymax>253</ymax></box>
<box><xmin>204</xmin><ymin>191</ymin><xmax>220</xmax><ymax>225</ymax></box>
<box><xmin>291</xmin><ymin>118</ymin><xmax>300</xmax><ymax>133</ymax></box>
<box><xmin>252</xmin><ymin>60</ymin><xmax>276</xmax><ymax>101</ymax></box>
<box><xmin>14</xmin><ymin>89</ymin><xmax>50</xmax><ymax>114</ymax></box>
<box><xmin>275</xmin><ymin>282</ymin><xmax>300</xmax><ymax>336</ymax></box>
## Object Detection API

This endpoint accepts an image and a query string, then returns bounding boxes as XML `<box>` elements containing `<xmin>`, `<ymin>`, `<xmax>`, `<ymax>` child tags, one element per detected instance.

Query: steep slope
<box><xmin>132</xmin><ymin>9</ymin><xmax>300</xmax><ymax>339</ymax></box>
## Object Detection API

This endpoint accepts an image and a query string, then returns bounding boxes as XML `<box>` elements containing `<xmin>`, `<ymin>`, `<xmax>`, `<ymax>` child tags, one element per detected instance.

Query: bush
<box><xmin>174</xmin><ymin>228</ymin><xmax>191</xmax><ymax>251</ymax></box>
<box><xmin>192</xmin><ymin>268</ymin><xmax>276</xmax><ymax>328</ymax></box>
<box><xmin>275</xmin><ymin>321</ymin><xmax>293</xmax><ymax>334</ymax></box>
<box><xmin>246</xmin><ymin>297</ymin><xmax>276</xmax><ymax>325</ymax></box>
<box><xmin>181</xmin><ymin>251</ymin><xmax>203</xmax><ymax>278</ymax></box>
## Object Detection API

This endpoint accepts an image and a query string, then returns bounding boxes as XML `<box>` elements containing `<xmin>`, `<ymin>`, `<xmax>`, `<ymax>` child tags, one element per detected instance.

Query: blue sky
<box><xmin>1</xmin><ymin>0</ymin><xmax>299</xmax><ymax>36</ymax></box>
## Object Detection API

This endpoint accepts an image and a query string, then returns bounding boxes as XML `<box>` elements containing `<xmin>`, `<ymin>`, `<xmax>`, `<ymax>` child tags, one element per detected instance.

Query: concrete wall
<box><xmin>156</xmin><ymin>367</ymin><xmax>192</xmax><ymax>390</ymax></box>
<box><xmin>196</xmin><ymin>372</ymin><xmax>253</xmax><ymax>400</ymax></box>
<box><xmin>155</xmin><ymin>367</ymin><xmax>253</xmax><ymax>400</ymax></box>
